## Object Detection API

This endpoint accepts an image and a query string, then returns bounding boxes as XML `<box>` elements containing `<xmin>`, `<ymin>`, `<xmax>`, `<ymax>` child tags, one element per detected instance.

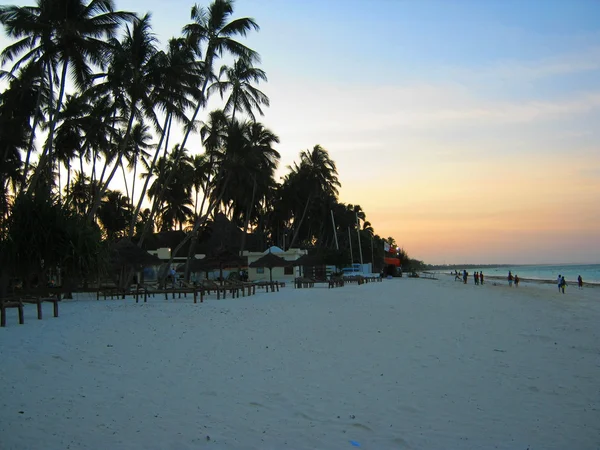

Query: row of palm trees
<box><xmin>0</xmin><ymin>0</ymin><xmax>408</xmax><ymax>288</ymax></box>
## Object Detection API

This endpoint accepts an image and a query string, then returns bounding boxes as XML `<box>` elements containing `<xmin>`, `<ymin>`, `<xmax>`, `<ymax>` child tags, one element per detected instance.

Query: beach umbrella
<box><xmin>249</xmin><ymin>252</ymin><xmax>289</xmax><ymax>282</ymax></box>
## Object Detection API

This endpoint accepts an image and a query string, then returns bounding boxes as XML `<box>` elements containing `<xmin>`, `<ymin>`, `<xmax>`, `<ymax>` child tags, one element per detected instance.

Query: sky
<box><xmin>2</xmin><ymin>0</ymin><xmax>600</xmax><ymax>264</ymax></box>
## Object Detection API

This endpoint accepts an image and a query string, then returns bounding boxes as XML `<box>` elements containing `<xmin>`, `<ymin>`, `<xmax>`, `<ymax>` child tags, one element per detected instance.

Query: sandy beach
<box><xmin>1</xmin><ymin>278</ymin><xmax>599</xmax><ymax>450</ymax></box>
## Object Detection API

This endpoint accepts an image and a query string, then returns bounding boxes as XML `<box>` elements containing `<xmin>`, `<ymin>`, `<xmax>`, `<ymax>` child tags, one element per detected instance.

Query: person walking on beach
<box><xmin>480</xmin><ymin>271</ymin><xmax>484</xmax><ymax>285</ymax></box>
<box><xmin>474</xmin><ymin>271</ymin><xmax>479</xmax><ymax>285</ymax></box>
<box><xmin>560</xmin><ymin>275</ymin><xmax>567</xmax><ymax>294</ymax></box>
<box><xmin>170</xmin><ymin>267</ymin><xmax>177</xmax><ymax>288</ymax></box>
<box><xmin>463</xmin><ymin>269</ymin><xmax>468</xmax><ymax>284</ymax></box>
<box><xmin>578</xmin><ymin>275</ymin><xmax>583</xmax><ymax>289</ymax></box>
<box><xmin>557</xmin><ymin>274</ymin><xmax>562</xmax><ymax>292</ymax></box>
<box><xmin>508</xmin><ymin>271</ymin><xmax>513</xmax><ymax>287</ymax></box>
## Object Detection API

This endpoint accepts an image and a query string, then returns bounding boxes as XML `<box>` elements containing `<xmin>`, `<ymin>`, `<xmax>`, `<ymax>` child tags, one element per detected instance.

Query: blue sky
<box><xmin>2</xmin><ymin>0</ymin><xmax>599</xmax><ymax>263</ymax></box>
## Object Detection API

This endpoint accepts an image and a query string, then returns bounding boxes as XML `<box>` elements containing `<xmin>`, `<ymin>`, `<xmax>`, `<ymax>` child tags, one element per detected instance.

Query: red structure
<box><xmin>384</xmin><ymin>256</ymin><xmax>400</xmax><ymax>267</ymax></box>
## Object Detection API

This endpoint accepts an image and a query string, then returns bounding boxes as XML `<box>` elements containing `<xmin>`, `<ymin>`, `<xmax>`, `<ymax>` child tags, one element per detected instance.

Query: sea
<box><xmin>445</xmin><ymin>264</ymin><xmax>600</xmax><ymax>284</ymax></box>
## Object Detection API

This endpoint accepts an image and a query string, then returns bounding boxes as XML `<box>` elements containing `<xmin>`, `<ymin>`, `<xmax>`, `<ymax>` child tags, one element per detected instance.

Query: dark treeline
<box><xmin>0</xmin><ymin>0</ymin><xmax>421</xmax><ymax>292</ymax></box>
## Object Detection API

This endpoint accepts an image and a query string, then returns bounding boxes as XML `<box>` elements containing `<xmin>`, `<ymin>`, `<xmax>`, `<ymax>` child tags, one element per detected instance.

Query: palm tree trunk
<box><xmin>178</xmin><ymin>55</ymin><xmax>213</xmax><ymax>151</ymax></box>
<box><xmin>27</xmin><ymin>58</ymin><xmax>69</xmax><ymax>196</ymax></box>
<box><xmin>120</xmin><ymin>159</ymin><xmax>130</xmax><ymax>199</ymax></box>
<box><xmin>189</xmin><ymin>154</ymin><xmax>217</xmax><ymax>227</ymax></box>
<box><xmin>239</xmin><ymin>176</ymin><xmax>257</xmax><ymax>256</ymax></box>
<box><xmin>129</xmin><ymin>113</ymin><xmax>171</xmax><ymax>237</ymax></box>
<box><xmin>288</xmin><ymin>191</ymin><xmax>312</xmax><ymax>250</ymax></box>
<box><xmin>231</xmin><ymin>92</ymin><xmax>238</xmax><ymax>122</ymax></box>
<box><xmin>21</xmin><ymin>64</ymin><xmax>46</xmax><ymax>191</ymax></box>
<box><xmin>170</xmin><ymin>171</ymin><xmax>231</xmax><ymax>285</ymax></box>
<box><xmin>57</xmin><ymin>166</ymin><xmax>62</xmax><ymax>200</ymax></box>
<box><xmin>66</xmin><ymin>159</ymin><xmax>71</xmax><ymax>200</ymax></box>
<box><xmin>131</xmin><ymin>160</ymin><xmax>138</xmax><ymax>210</ymax></box>
<box><xmin>90</xmin><ymin>147</ymin><xmax>97</xmax><ymax>184</ymax></box>
<box><xmin>87</xmin><ymin>107</ymin><xmax>137</xmax><ymax>221</ymax></box>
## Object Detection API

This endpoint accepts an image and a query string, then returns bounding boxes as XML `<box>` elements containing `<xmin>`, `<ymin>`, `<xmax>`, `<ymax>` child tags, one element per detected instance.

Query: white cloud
<box><xmin>260</xmin><ymin>78</ymin><xmax>600</xmax><ymax>141</ymax></box>
<box><xmin>441</xmin><ymin>46</ymin><xmax>600</xmax><ymax>82</ymax></box>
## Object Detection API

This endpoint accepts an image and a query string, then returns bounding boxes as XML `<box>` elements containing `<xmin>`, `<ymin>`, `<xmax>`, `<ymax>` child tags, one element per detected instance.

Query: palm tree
<box><xmin>179</xmin><ymin>0</ymin><xmax>259</xmax><ymax>150</ymax></box>
<box><xmin>128</xmin><ymin>36</ymin><xmax>200</xmax><ymax>237</ymax></box>
<box><xmin>123</xmin><ymin>122</ymin><xmax>153</xmax><ymax>208</ymax></box>
<box><xmin>187</xmin><ymin>108</ymin><xmax>228</xmax><ymax>219</ymax></box>
<box><xmin>287</xmin><ymin>145</ymin><xmax>340</xmax><ymax>249</ymax></box>
<box><xmin>148</xmin><ymin>0</ymin><xmax>261</xmax><ymax>262</ymax></box>
<box><xmin>0</xmin><ymin>65</ymin><xmax>42</xmax><ymax>209</ymax></box>
<box><xmin>97</xmin><ymin>189</ymin><xmax>132</xmax><ymax>240</ymax></box>
<box><xmin>86</xmin><ymin>13</ymin><xmax>159</xmax><ymax>222</ymax></box>
<box><xmin>0</xmin><ymin>62</ymin><xmax>49</xmax><ymax>190</ymax></box>
<box><xmin>147</xmin><ymin>145</ymin><xmax>194</xmax><ymax>231</ymax></box>
<box><xmin>211</xmin><ymin>57</ymin><xmax>269</xmax><ymax>121</ymax></box>
<box><xmin>191</xmin><ymin>153</ymin><xmax>212</xmax><ymax>217</ymax></box>
<box><xmin>53</xmin><ymin>93</ymin><xmax>93</xmax><ymax>200</ymax></box>
<box><xmin>232</xmin><ymin>121</ymin><xmax>279</xmax><ymax>254</ymax></box>
<box><xmin>66</xmin><ymin>171</ymin><xmax>95</xmax><ymax>216</ymax></box>
<box><xmin>0</xmin><ymin>0</ymin><xmax>135</xmax><ymax>195</ymax></box>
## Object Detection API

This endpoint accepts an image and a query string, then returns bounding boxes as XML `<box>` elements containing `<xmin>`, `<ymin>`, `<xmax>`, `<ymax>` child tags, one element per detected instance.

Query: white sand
<box><xmin>1</xmin><ymin>278</ymin><xmax>599</xmax><ymax>450</ymax></box>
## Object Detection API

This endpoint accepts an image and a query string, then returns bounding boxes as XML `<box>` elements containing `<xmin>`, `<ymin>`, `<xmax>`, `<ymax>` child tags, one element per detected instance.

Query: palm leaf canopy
<box><xmin>248</xmin><ymin>252</ymin><xmax>288</xmax><ymax>269</ymax></box>
<box><xmin>289</xmin><ymin>253</ymin><xmax>325</xmax><ymax>267</ymax></box>
<box><xmin>186</xmin><ymin>247</ymin><xmax>244</xmax><ymax>272</ymax></box>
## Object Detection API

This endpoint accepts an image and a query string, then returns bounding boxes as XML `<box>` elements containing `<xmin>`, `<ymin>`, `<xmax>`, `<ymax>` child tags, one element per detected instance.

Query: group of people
<box><xmin>556</xmin><ymin>274</ymin><xmax>584</xmax><ymax>294</ymax></box>
<box><xmin>454</xmin><ymin>269</ymin><xmax>586</xmax><ymax>292</ymax></box>
<box><xmin>453</xmin><ymin>270</ymin><xmax>484</xmax><ymax>285</ymax></box>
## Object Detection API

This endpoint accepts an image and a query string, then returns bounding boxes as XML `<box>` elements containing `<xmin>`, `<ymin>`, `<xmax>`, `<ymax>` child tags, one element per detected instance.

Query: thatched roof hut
<box><xmin>249</xmin><ymin>252</ymin><xmax>289</xmax><ymax>282</ymax></box>
<box><xmin>110</xmin><ymin>239</ymin><xmax>161</xmax><ymax>269</ymax></box>
<box><xmin>179</xmin><ymin>247</ymin><xmax>245</xmax><ymax>283</ymax></box>
<box><xmin>289</xmin><ymin>253</ymin><xmax>326</xmax><ymax>267</ymax></box>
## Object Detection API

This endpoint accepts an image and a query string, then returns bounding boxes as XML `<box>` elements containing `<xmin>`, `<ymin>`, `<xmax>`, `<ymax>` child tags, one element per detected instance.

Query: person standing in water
<box><xmin>508</xmin><ymin>270</ymin><xmax>513</xmax><ymax>287</ymax></box>
<box><xmin>560</xmin><ymin>275</ymin><xmax>567</xmax><ymax>294</ymax></box>
<box><xmin>578</xmin><ymin>275</ymin><xmax>583</xmax><ymax>289</ymax></box>
<box><xmin>474</xmin><ymin>271</ymin><xmax>479</xmax><ymax>285</ymax></box>
<box><xmin>514</xmin><ymin>274</ymin><xmax>520</xmax><ymax>287</ymax></box>
<box><xmin>480</xmin><ymin>271</ymin><xmax>484</xmax><ymax>285</ymax></box>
